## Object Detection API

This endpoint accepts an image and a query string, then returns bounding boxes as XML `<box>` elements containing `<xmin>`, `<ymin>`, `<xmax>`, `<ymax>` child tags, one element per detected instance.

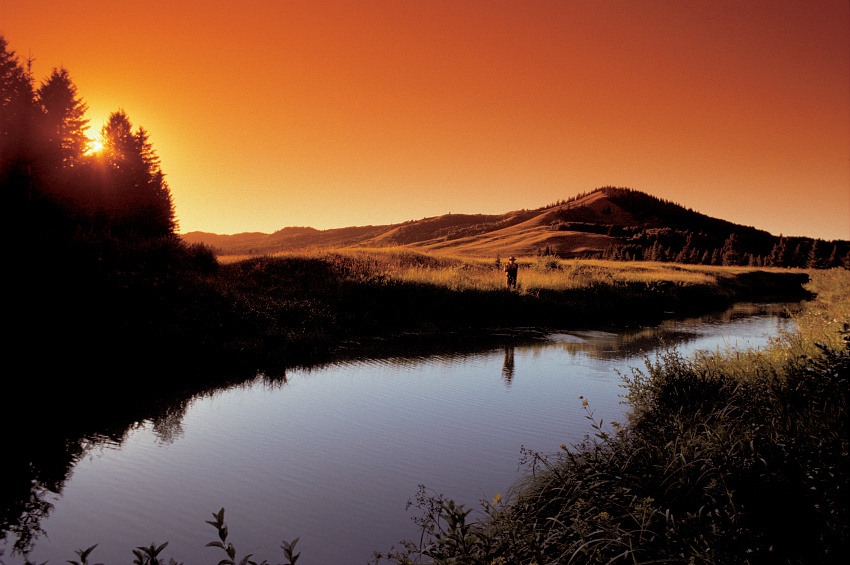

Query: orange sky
<box><xmin>2</xmin><ymin>0</ymin><xmax>849</xmax><ymax>240</ymax></box>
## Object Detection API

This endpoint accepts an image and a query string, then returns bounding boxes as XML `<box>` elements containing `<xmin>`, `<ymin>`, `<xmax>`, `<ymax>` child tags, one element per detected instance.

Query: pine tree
<box><xmin>767</xmin><ymin>236</ymin><xmax>788</xmax><ymax>267</ymax></box>
<box><xmin>791</xmin><ymin>242</ymin><xmax>809</xmax><ymax>268</ymax></box>
<box><xmin>826</xmin><ymin>244</ymin><xmax>839</xmax><ymax>268</ymax></box>
<box><xmin>35</xmin><ymin>67</ymin><xmax>89</xmax><ymax>171</ymax></box>
<box><xmin>99</xmin><ymin>110</ymin><xmax>176</xmax><ymax>237</ymax></box>
<box><xmin>675</xmin><ymin>232</ymin><xmax>694</xmax><ymax>263</ymax></box>
<box><xmin>711</xmin><ymin>249</ymin><xmax>721</xmax><ymax>265</ymax></box>
<box><xmin>648</xmin><ymin>240</ymin><xmax>662</xmax><ymax>262</ymax></box>
<box><xmin>0</xmin><ymin>35</ymin><xmax>37</xmax><ymax>189</ymax></box>
<box><xmin>806</xmin><ymin>240</ymin><xmax>824</xmax><ymax>269</ymax></box>
<box><xmin>721</xmin><ymin>234</ymin><xmax>741</xmax><ymax>266</ymax></box>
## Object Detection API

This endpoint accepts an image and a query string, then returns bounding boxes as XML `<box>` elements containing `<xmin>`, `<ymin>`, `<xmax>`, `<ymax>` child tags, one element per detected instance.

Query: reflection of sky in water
<box><xmin>14</xmin><ymin>305</ymin><xmax>795</xmax><ymax>565</ymax></box>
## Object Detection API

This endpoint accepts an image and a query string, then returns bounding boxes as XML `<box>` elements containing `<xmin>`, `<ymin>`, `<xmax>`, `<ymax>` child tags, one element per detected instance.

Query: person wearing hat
<box><xmin>504</xmin><ymin>256</ymin><xmax>518</xmax><ymax>289</ymax></box>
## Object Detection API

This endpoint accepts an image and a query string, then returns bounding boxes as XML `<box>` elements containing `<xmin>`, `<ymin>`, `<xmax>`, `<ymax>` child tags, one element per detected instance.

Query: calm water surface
<box><xmin>8</xmin><ymin>304</ymin><xmax>794</xmax><ymax>565</ymax></box>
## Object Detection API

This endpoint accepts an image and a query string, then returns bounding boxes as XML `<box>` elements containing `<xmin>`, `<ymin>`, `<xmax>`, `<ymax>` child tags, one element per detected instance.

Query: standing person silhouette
<box><xmin>504</xmin><ymin>256</ymin><xmax>518</xmax><ymax>290</ymax></box>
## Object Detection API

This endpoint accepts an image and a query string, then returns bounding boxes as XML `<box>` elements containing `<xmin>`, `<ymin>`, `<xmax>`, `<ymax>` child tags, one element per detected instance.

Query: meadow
<box><xmin>219</xmin><ymin>248</ymin><xmax>769</xmax><ymax>291</ymax></box>
<box><xmin>205</xmin><ymin>248</ymin><xmax>812</xmax><ymax>371</ymax></box>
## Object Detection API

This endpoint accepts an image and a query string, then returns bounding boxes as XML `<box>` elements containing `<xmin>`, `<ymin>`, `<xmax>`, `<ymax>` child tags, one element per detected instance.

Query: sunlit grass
<box><xmin>256</xmin><ymin>247</ymin><xmax>787</xmax><ymax>292</ymax></box>
<box><xmin>690</xmin><ymin>268</ymin><xmax>850</xmax><ymax>379</ymax></box>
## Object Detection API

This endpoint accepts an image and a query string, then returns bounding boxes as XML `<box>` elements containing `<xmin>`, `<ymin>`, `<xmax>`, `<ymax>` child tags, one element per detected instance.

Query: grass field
<box><xmin>222</xmin><ymin>247</ymin><xmax>802</xmax><ymax>292</ymax></box>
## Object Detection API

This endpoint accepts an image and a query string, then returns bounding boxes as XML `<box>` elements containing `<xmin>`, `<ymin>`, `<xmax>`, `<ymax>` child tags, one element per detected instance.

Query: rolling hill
<box><xmin>181</xmin><ymin>187</ymin><xmax>849</xmax><ymax>267</ymax></box>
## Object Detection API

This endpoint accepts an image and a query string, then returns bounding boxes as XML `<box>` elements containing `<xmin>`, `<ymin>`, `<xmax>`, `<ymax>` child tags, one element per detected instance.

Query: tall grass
<box><xmin>375</xmin><ymin>268</ymin><xmax>850</xmax><ymax>564</ymax></box>
<box><xmin>266</xmin><ymin>248</ymin><xmax>760</xmax><ymax>292</ymax></box>
<box><xmin>194</xmin><ymin>249</ymin><xmax>815</xmax><ymax>370</ymax></box>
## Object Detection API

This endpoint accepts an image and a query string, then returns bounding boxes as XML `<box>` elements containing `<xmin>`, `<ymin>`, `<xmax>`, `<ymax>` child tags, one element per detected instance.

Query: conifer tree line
<box><xmin>543</xmin><ymin>188</ymin><xmax>850</xmax><ymax>269</ymax></box>
<box><xmin>597</xmin><ymin>229</ymin><xmax>850</xmax><ymax>268</ymax></box>
<box><xmin>1</xmin><ymin>36</ymin><xmax>177</xmax><ymax>259</ymax></box>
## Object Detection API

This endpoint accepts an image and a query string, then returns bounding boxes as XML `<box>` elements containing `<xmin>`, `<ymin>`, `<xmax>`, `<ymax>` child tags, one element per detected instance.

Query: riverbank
<box><xmin>7</xmin><ymin>251</ymin><xmax>816</xmax><ymax>419</ymax></box>
<box><xmin>200</xmin><ymin>252</ymin><xmax>814</xmax><ymax>370</ymax></box>
<box><xmin>375</xmin><ymin>268</ymin><xmax>850</xmax><ymax>564</ymax></box>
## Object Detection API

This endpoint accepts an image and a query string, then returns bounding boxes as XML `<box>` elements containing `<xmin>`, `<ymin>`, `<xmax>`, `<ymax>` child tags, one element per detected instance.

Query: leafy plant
<box><xmin>205</xmin><ymin>508</ymin><xmax>299</xmax><ymax>565</ymax></box>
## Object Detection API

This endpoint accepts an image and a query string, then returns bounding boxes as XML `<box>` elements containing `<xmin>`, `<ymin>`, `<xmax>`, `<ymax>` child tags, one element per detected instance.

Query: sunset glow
<box><xmin>2</xmin><ymin>0</ymin><xmax>848</xmax><ymax>240</ymax></box>
<box><xmin>84</xmin><ymin>138</ymin><xmax>103</xmax><ymax>155</ymax></box>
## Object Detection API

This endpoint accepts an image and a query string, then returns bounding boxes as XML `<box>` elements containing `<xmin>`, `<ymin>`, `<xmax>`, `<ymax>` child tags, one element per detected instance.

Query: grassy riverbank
<box><xmin>374</xmin><ymin>268</ymin><xmax>849</xmax><ymax>564</ymax></box>
<box><xmin>16</xmin><ymin>247</ymin><xmax>810</xmax><ymax>385</ymax></box>
<box><xmin>201</xmin><ymin>250</ymin><xmax>813</xmax><ymax>370</ymax></box>
<box><xmin>5</xmin><ymin>247</ymin><xmax>817</xmax><ymax>435</ymax></box>
<box><xmin>7</xmin><ymin>249</ymin><xmax>814</xmax><ymax>440</ymax></box>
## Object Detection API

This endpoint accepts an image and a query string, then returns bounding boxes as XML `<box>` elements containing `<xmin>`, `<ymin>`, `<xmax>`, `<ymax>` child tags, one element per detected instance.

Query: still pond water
<box><xmin>8</xmin><ymin>304</ymin><xmax>794</xmax><ymax>565</ymax></box>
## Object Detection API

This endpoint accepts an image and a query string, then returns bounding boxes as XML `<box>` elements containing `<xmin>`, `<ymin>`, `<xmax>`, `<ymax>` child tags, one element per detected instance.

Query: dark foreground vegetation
<box><xmin>2</xmin><ymin>35</ymin><xmax>848</xmax><ymax>564</ymax></box>
<box><xmin>371</xmin><ymin>269</ymin><xmax>849</xmax><ymax>564</ymax></box>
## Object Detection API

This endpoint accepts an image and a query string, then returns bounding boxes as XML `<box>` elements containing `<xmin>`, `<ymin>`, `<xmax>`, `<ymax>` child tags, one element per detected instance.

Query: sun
<box><xmin>85</xmin><ymin>138</ymin><xmax>104</xmax><ymax>155</ymax></box>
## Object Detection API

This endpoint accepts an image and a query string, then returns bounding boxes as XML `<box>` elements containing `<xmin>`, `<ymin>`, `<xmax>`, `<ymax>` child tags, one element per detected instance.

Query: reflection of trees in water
<box><xmin>2</xmin><ymin>431</ymin><xmax>86</xmax><ymax>557</ymax></box>
<box><xmin>530</xmin><ymin>302</ymin><xmax>798</xmax><ymax>361</ymax></box>
<box><xmin>151</xmin><ymin>403</ymin><xmax>188</xmax><ymax>445</ymax></box>
<box><xmin>1</xmin><ymin>471</ymin><xmax>55</xmax><ymax>557</ymax></box>
<box><xmin>1</xmin><ymin>391</ymin><xmax>194</xmax><ymax>557</ymax></box>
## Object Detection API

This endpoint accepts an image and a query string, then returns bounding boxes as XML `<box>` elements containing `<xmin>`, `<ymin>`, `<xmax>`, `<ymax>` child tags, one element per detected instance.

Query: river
<box><xmin>2</xmin><ymin>303</ymin><xmax>796</xmax><ymax>565</ymax></box>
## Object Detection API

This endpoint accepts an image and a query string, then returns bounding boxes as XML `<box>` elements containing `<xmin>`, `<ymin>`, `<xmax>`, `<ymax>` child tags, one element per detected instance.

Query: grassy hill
<box><xmin>182</xmin><ymin>187</ymin><xmax>849</xmax><ymax>266</ymax></box>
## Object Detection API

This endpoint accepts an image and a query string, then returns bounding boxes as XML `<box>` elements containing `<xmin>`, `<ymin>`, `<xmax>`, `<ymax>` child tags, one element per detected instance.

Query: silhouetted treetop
<box><xmin>2</xmin><ymin>34</ymin><xmax>178</xmax><ymax>244</ymax></box>
<box><xmin>35</xmin><ymin>67</ymin><xmax>89</xmax><ymax>170</ymax></box>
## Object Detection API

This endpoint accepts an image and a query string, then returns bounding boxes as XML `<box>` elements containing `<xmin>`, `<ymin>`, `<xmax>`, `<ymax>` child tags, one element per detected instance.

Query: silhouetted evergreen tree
<box><xmin>35</xmin><ymin>67</ymin><xmax>88</xmax><ymax>172</ymax></box>
<box><xmin>674</xmin><ymin>232</ymin><xmax>694</xmax><ymax>263</ymax></box>
<box><xmin>791</xmin><ymin>241</ymin><xmax>810</xmax><ymax>269</ymax></box>
<box><xmin>721</xmin><ymin>234</ymin><xmax>741</xmax><ymax>266</ymax></box>
<box><xmin>767</xmin><ymin>236</ymin><xmax>788</xmax><ymax>267</ymax></box>
<box><xmin>1</xmin><ymin>36</ymin><xmax>38</xmax><ymax>218</ymax></box>
<box><xmin>98</xmin><ymin>110</ymin><xmax>176</xmax><ymax>238</ymax></box>
<box><xmin>807</xmin><ymin>240</ymin><xmax>824</xmax><ymax>269</ymax></box>
<box><xmin>826</xmin><ymin>244</ymin><xmax>839</xmax><ymax>269</ymax></box>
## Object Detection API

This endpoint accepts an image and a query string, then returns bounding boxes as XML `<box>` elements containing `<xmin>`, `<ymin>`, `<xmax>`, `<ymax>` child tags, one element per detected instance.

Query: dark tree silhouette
<box><xmin>35</xmin><ymin>67</ymin><xmax>89</xmax><ymax>171</ymax></box>
<box><xmin>1</xmin><ymin>36</ymin><xmax>37</xmax><ymax>200</ymax></box>
<box><xmin>98</xmin><ymin>110</ymin><xmax>177</xmax><ymax>237</ymax></box>
<box><xmin>721</xmin><ymin>233</ymin><xmax>741</xmax><ymax>266</ymax></box>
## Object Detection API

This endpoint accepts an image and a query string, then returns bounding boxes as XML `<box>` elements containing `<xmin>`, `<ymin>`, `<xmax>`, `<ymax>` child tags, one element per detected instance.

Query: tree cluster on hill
<box><xmin>543</xmin><ymin>187</ymin><xmax>850</xmax><ymax>268</ymax></box>
<box><xmin>598</xmin><ymin>229</ymin><xmax>850</xmax><ymax>268</ymax></box>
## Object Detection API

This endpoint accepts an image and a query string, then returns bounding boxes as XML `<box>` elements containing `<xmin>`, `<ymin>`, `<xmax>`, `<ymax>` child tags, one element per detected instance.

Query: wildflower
<box><xmin>560</xmin><ymin>443</ymin><xmax>568</xmax><ymax>451</ymax></box>
<box><xmin>492</xmin><ymin>493</ymin><xmax>501</xmax><ymax>505</ymax></box>
<box><xmin>582</xmin><ymin>398</ymin><xmax>589</xmax><ymax>407</ymax></box>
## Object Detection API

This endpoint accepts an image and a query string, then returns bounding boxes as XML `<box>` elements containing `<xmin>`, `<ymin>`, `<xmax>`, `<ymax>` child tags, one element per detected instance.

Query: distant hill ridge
<box><xmin>182</xmin><ymin>187</ymin><xmax>850</xmax><ymax>268</ymax></box>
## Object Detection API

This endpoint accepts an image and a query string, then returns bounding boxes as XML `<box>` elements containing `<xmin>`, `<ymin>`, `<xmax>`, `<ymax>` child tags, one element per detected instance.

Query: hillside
<box><xmin>182</xmin><ymin>187</ymin><xmax>850</xmax><ymax>267</ymax></box>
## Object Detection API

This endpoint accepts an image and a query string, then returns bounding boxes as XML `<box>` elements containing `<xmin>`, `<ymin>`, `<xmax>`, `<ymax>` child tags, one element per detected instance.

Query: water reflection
<box><xmin>502</xmin><ymin>346</ymin><xmax>515</xmax><ymax>385</ymax></box>
<box><xmin>537</xmin><ymin>301</ymin><xmax>797</xmax><ymax>362</ymax></box>
<box><xmin>0</xmin><ymin>302</ymin><xmax>798</xmax><ymax>565</ymax></box>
